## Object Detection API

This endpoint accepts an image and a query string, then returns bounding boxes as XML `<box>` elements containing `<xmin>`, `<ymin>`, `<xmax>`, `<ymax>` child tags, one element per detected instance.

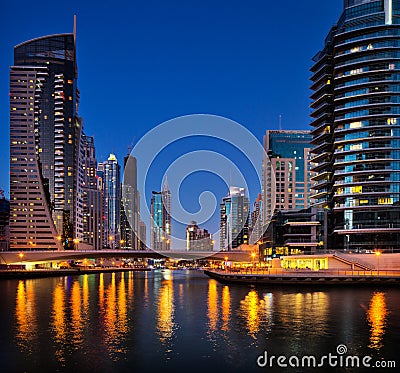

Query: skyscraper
<box><xmin>81</xmin><ymin>134</ymin><xmax>103</xmax><ymax>250</ymax></box>
<box><xmin>121</xmin><ymin>154</ymin><xmax>140</xmax><ymax>250</ymax></box>
<box><xmin>220</xmin><ymin>186</ymin><xmax>250</xmax><ymax>251</ymax></box>
<box><xmin>262</xmin><ymin>130</ymin><xmax>313</xmax><ymax>225</ymax></box>
<box><xmin>10</xmin><ymin>26</ymin><xmax>83</xmax><ymax>250</ymax></box>
<box><xmin>0</xmin><ymin>191</ymin><xmax>10</xmax><ymax>251</ymax></box>
<box><xmin>249</xmin><ymin>193</ymin><xmax>263</xmax><ymax>244</ymax></box>
<box><xmin>186</xmin><ymin>221</ymin><xmax>213</xmax><ymax>252</ymax></box>
<box><xmin>139</xmin><ymin>220</ymin><xmax>147</xmax><ymax>250</ymax></box>
<box><xmin>99</xmin><ymin>154</ymin><xmax>121</xmax><ymax>249</ymax></box>
<box><xmin>311</xmin><ymin>0</ymin><xmax>400</xmax><ymax>251</ymax></box>
<box><xmin>150</xmin><ymin>180</ymin><xmax>171</xmax><ymax>251</ymax></box>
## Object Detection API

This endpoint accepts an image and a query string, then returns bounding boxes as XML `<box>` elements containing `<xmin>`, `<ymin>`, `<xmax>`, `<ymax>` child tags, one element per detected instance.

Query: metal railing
<box><xmin>211</xmin><ymin>268</ymin><xmax>400</xmax><ymax>277</ymax></box>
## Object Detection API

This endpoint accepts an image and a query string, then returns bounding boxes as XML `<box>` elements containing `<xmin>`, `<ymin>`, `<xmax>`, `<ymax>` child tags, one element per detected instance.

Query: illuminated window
<box><xmin>387</xmin><ymin>118</ymin><xmax>397</xmax><ymax>125</ymax></box>
<box><xmin>350</xmin><ymin>121</ymin><xmax>362</xmax><ymax>128</ymax></box>
<box><xmin>378</xmin><ymin>198</ymin><xmax>393</xmax><ymax>205</ymax></box>
<box><xmin>351</xmin><ymin>186</ymin><xmax>362</xmax><ymax>193</ymax></box>
<box><xmin>359</xmin><ymin>199</ymin><xmax>369</xmax><ymax>205</ymax></box>
<box><xmin>350</xmin><ymin>144</ymin><xmax>362</xmax><ymax>150</ymax></box>
<box><xmin>351</xmin><ymin>46</ymin><xmax>361</xmax><ymax>53</ymax></box>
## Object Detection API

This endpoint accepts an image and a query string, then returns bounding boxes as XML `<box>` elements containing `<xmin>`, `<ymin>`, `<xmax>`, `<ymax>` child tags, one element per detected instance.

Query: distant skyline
<box><xmin>1</xmin><ymin>1</ymin><xmax>342</xmax><ymax>198</ymax></box>
<box><xmin>1</xmin><ymin>1</ymin><xmax>343</xmax><ymax>242</ymax></box>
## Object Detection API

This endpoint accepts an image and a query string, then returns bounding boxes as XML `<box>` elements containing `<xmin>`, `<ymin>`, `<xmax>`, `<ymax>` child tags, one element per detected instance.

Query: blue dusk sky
<box><xmin>0</xmin><ymin>0</ymin><xmax>343</xmax><ymax>243</ymax></box>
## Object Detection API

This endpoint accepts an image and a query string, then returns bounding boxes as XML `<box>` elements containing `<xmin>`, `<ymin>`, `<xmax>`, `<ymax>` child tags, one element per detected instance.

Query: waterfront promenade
<box><xmin>205</xmin><ymin>268</ymin><xmax>400</xmax><ymax>286</ymax></box>
<box><xmin>0</xmin><ymin>266</ymin><xmax>150</xmax><ymax>279</ymax></box>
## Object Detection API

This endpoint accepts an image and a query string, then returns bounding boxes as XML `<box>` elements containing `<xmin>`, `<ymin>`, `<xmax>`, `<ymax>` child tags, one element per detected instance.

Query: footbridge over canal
<box><xmin>0</xmin><ymin>250</ymin><xmax>252</xmax><ymax>265</ymax></box>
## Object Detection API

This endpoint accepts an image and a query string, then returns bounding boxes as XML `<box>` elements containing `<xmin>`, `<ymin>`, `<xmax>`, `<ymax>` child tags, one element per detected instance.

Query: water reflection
<box><xmin>82</xmin><ymin>274</ymin><xmax>89</xmax><ymax>316</ymax></box>
<box><xmin>15</xmin><ymin>280</ymin><xmax>37</xmax><ymax>353</ymax></box>
<box><xmin>70</xmin><ymin>280</ymin><xmax>83</xmax><ymax>347</ymax></box>
<box><xmin>207</xmin><ymin>280</ymin><xmax>219</xmax><ymax>333</ymax></box>
<box><xmin>278</xmin><ymin>292</ymin><xmax>329</xmax><ymax>336</ymax></box>
<box><xmin>239</xmin><ymin>290</ymin><xmax>260</xmax><ymax>337</ymax></box>
<box><xmin>221</xmin><ymin>286</ymin><xmax>231</xmax><ymax>332</ymax></box>
<box><xmin>157</xmin><ymin>277</ymin><xmax>175</xmax><ymax>343</ymax></box>
<box><xmin>52</xmin><ymin>282</ymin><xmax>67</xmax><ymax>364</ymax></box>
<box><xmin>367</xmin><ymin>292</ymin><xmax>388</xmax><ymax>351</ymax></box>
<box><xmin>118</xmin><ymin>273</ymin><xmax>128</xmax><ymax>336</ymax></box>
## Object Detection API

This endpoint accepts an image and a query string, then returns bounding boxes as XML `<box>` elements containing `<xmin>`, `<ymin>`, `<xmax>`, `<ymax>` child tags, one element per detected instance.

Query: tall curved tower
<box><xmin>10</xmin><ymin>31</ymin><xmax>83</xmax><ymax>250</ymax></box>
<box><xmin>311</xmin><ymin>0</ymin><xmax>400</xmax><ymax>252</ymax></box>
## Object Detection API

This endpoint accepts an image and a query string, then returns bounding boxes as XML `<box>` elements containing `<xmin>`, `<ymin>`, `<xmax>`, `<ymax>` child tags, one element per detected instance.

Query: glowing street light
<box><xmin>18</xmin><ymin>252</ymin><xmax>24</xmax><ymax>259</ymax></box>
<box><xmin>251</xmin><ymin>252</ymin><xmax>256</xmax><ymax>268</ymax></box>
<box><xmin>375</xmin><ymin>251</ymin><xmax>381</xmax><ymax>275</ymax></box>
<box><xmin>73</xmin><ymin>238</ymin><xmax>79</xmax><ymax>250</ymax></box>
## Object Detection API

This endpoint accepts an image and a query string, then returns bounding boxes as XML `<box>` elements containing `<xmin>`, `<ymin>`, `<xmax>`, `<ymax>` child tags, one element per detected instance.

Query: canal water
<box><xmin>0</xmin><ymin>270</ymin><xmax>399</xmax><ymax>372</ymax></box>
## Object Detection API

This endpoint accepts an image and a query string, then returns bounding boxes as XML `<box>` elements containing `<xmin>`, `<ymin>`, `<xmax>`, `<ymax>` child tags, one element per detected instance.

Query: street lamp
<box><xmin>73</xmin><ymin>238</ymin><xmax>79</xmax><ymax>250</ymax></box>
<box><xmin>18</xmin><ymin>252</ymin><xmax>24</xmax><ymax>260</ymax></box>
<box><xmin>375</xmin><ymin>251</ymin><xmax>381</xmax><ymax>276</ymax></box>
<box><xmin>251</xmin><ymin>252</ymin><xmax>256</xmax><ymax>268</ymax></box>
<box><xmin>224</xmin><ymin>256</ymin><xmax>228</xmax><ymax>273</ymax></box>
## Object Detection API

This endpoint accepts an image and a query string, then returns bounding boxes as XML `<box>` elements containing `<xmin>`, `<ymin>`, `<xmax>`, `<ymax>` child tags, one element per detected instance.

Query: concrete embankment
<box><xmin>0</xmin><ymin>267</ymin><xmax>150</xmax><ymax>280</ymax></box>
<box><xmin>204</xmin><ymin>270</ymin><xmax>400</xmax><ymax>286</ymax></box>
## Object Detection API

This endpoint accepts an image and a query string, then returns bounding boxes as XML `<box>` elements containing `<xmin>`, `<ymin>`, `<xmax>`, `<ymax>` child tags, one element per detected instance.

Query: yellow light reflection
<box><xmin>278</xmin><ymin>292</ymin><xmax>329</xmax><ymax>335</ymax></box>
<box><xmin>52</xmin><ymin>282</ymin><xmax>66</xmax><ymax>364</ymax></box>
<box><xmin>82</xmin><ymin>274</ymin><xmax>89</xmax><ymax>315</ymax></box>
<box><xmin>118</xmin><ymin>273</ymin><xmax>128</xmax><ymax>336</ymax></box>
<box><xmin>99</xmin><ymin>272</ymin><xmax>104</xmax><ymax>309</ymax></box>
<box><xmin>157</xmin><ymin>279</ymin><xmax>175</xmax><ymax>343</ymax></box>
<box><xmin>15</xmin><ymin>280</ymin><xmax>37</xmax><ymax>352</ymax></box>
<box><xmin>207</xmin><ymin>280</ymin><xmax>219</xmax><ymax>332</ymax></box>
<box><xmin>71</xmin><ymin>281</ymin><xmax>83</xmax><ymax>347</ymax></box>
<box><xmin>221</xmin><ymin>286</ymin><xmax>231</xmax><ymax>332</ymax></box>
<box><xmin>239</xmin><ymin>290</ymin><xmax>260</xmax><ymax>337</ymax></box>
<box><xmin>128</xmin><ymin>271</ymin><xmax>134</xmax><ymax>297</ymax></box>
<box><xmin>104</xmin><ymin>273</ymin><xmax>117</xmax><ymax>354</ymax></box>
<box><xmin>367</xmin><ymin>292</ymin><xmax>388</xmax><ymax>351</ymax></box>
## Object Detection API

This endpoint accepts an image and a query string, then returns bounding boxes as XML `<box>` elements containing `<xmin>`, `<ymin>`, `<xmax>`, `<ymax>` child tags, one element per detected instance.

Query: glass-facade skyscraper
<box><xmin>220</xmin><ymin>186</ymin><xmax>250</xmax><ymax>251</ymax></box>
<box><xmin>98</xmin><ymin>154</ymin><xmax>121</xmax><ymax>249</ymax></box>
<box><xmin>311</xmin><ymin>0</ymin><xmax>400</xmax><ymax>251</ymax></box>
<box><xmin>10</xmin><ymin>29</ymin><xmax>83</xmax><ymax>250</ymax></box>
<box><xmin>263</xmin><ymin>130</ymin><xmax>313</xmax><ymax>225</ymax></box>
<box><xmin>150</xmin><ymin>181</ymin><xmax>171</xmax><ymax>251</ymax></box>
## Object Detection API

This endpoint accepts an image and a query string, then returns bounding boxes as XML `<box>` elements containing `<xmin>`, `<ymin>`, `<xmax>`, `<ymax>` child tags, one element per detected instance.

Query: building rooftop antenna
<box><xmin>127</xmin><ymin>136</ymin><xmax>136</xmax><ymax>155</ymax></box>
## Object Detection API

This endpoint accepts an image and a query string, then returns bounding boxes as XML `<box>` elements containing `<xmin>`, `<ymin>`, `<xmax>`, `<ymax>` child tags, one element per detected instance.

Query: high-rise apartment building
<box><xmin>186</xmin><ymin>221</ymin><xmax>213</xmax><ymax>251</ymax></box>
<box><xmin>99</xmin><ymin>154</ymin><xmax>121</xmax><ymax>249</ymax></box>
<box><xmin>0</xmin><ymin>192</ymin><xmax>10</xmax><ymax>251</ymax></box>
<box><xmin>311</xmin><ymin>0</ymin><xmax>400</xmax><ymax>251</ymax></box>
<box><xmin>139</xmin><ymin>220</ymin><xmax>147</xmax><ymax>250</ymax></box>
<box><xmin>121</xmin><ymin>154</ymin><xmax>141</xmax><ymax>250</ymax></box>
<box><xmin>150</xmin><ymin>181</ymin><xmax>171</xmax><ymax>251</ymax></box>
<box><xmin>10</xmin><ymin>28</ymin><xmax>84</xmax><ymax>250</ymax></box>
<box><xmin>81</xmin><ymin>134</ymin><xmax>103</xmax><ymax>250</ymax></box>
<box><xmin>262</xmin><ymin>130</ymin><xmax>313</xmax><ymax>226</ymax></box>
<box><xmin>220</xmin><ymin>186</ymin><xmax>250</xmax><ymax>250</ymax></box>
<box><xmin>249</xmin><ymin>193</ymin><xmax>263</xmax><ymax>244</ymax></box>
